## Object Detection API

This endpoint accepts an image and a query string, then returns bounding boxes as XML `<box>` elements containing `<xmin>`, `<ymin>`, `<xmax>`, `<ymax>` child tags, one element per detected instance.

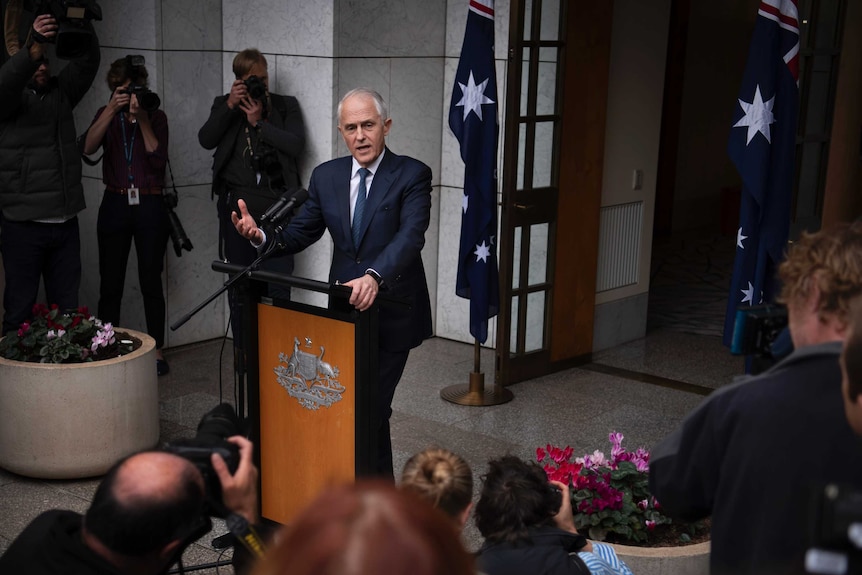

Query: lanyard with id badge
<box><xmin>121</xmin><ymin>113</ymin><xmax>139</xmax><ymax>205</ymax></box>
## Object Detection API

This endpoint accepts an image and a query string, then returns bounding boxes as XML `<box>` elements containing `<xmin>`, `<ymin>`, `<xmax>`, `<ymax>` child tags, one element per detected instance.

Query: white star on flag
<box><xmin>741</xmin><ymin>281</ymin><xmax>755</xmax><ymax>305</ymax></box>
<box><xmin>462</xmin><ymin>193</ymin><xmax>469</xmax><ymax>214</ymax></box>
<box><xmin>474</xmin><ymin>240</ymin><xmax>491</xmax><ymax>263</ymax></box>
<box><xmin>456</xmin><ymin>71</ymin><xmax>495</xmax><ymax>122</ymax></box>
<box><xmin>737</xmin><ymin>227</ymin><xmax>748</xmax><ymax>249</ymax></box>
<box><xmin>733</xmin><ymin>84</ymin><xmax>775</xmax><ymax>145</ymax></box>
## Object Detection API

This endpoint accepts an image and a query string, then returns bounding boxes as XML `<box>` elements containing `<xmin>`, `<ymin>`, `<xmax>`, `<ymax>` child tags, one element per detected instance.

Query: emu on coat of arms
<box><xmin>275</xmin><ymin>337</ymin><xmax>345</xmax><ymax>410</ymax></box>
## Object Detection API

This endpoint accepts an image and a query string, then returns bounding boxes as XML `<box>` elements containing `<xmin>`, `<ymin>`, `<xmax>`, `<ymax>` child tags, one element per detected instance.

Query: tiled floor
<box><xmin>0</xmin><ymin>325</ymin><xmax>741</xmax><ymax>571</ymax></box>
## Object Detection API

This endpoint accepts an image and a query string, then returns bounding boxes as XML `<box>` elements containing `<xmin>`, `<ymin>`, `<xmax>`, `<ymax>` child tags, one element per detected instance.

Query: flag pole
<box><xmin>440</xmin><ymin>338</ymin><xmax>513</xmax><ymax>406</ymax></box>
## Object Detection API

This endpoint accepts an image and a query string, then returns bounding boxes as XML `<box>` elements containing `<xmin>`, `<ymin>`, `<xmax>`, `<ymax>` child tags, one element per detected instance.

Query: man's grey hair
<box><xmin>337</xmin><ymin>88</ymin><xmax>389</xmax><ymax>125</ymax></box>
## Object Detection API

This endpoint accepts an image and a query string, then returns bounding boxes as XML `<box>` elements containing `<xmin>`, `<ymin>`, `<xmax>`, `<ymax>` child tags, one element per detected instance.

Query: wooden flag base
<box><xmin>441</xmin><ymin>370</ymin><xmax>514</xmax><ymax>406</ymax></box>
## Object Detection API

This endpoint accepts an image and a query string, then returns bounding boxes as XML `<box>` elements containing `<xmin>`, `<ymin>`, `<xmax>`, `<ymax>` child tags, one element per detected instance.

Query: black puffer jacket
<box><xmin>0</xmin><ymin>40</ymin><xmax>100</xmax><ymax>221</ymax></box>
<box><xmin>477</xmin><ymin>526</ymin><xmax>591</xmax><ymax>575</ymax></box>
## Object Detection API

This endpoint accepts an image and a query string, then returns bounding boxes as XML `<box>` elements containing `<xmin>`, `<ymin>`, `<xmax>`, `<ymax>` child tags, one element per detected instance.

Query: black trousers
<box><xmin>377</xmin><ymin>347</ymin><xmax>411</xmax><ymax>478</ymax></box>
<box><xmin>0</xmin><ymin>216</ymin><xmax>81</xmax><ymax>335</ymax></box>
<box><xmin>96</xmin><ymin>191</ymin><xmax>169</xmax><ymax>348</ymax></box>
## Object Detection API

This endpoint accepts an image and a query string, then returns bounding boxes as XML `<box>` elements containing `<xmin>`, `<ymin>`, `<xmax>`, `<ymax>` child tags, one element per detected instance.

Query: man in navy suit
<box><xmin>232</xmin><ymin>88</ymin><xmax>433</xmax><ymax>477</ymax></box>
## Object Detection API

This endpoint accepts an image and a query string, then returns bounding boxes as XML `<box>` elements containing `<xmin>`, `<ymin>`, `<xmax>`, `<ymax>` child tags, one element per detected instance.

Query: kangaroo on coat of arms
<box><xmin>275</xmin><ymin>337</ymin><xmax>345</xmax><ymax>410</ymax></box>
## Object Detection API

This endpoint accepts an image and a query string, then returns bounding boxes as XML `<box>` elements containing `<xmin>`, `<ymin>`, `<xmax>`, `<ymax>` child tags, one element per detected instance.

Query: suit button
<box><xmin>355</xmin><ymin>259</ymin><xmax>361</xmax><ymax>264</ymax></box>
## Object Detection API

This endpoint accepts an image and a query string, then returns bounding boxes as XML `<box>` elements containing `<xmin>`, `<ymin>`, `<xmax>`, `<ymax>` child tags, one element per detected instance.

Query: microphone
<box><xmin>269</xmin><ymin>188</ymin><xmax>309</xmax><ymax>225</ymax></box>
<box><xmin>259</xmin><ymin>187</ymin><xmax>301</xmax><ymax>224</ymax></box>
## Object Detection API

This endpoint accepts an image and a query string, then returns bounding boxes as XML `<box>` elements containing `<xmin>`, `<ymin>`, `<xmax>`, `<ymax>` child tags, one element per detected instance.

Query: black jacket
<box><xmin>649</xmin><ymin>341</ymin><xmax>862</xmax><ymax>575</ymax></box>
<box><xmin>0</xmin><ymin>42</ymin><xmax>99</xmax><ymax>221</ymax></box>
<box><xmin>476</xmin><ymin>526</ymin><xmax>591</xmax><ymax>575</ymax></box>
<box><xmin>0</xmin><ymin>510</ymin><xmax>120</xmax><ymax>574</ymax></box>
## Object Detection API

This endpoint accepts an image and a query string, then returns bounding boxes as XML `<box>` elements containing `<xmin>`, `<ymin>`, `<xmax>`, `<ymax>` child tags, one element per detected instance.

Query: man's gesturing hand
<box><xmin>231</xmin><ymin>199</ymin><xmax>263</xmax><ymax>244</ymax></box>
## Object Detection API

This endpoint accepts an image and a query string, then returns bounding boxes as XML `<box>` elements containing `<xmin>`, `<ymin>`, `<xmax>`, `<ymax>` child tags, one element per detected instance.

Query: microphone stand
<box><xmin>170</xmin><ymin>234</ymin><xmax>285</xmax><ymax>333</ymax></box>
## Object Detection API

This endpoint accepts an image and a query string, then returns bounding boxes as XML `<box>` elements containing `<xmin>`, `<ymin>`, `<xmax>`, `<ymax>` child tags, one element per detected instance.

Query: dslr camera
<box><xmin>805</xmin><ymin>483</ymin><xmax>862</xmax><ymax>574</ymax></box>
<box><xmin>30</xmin><ymin>0</ymin><xmax>102</xmax><ymax>59</ymax></box>
<box><xmin>729</xmin><ymin>304</ymin><xmax>789</xmax><ymax>374</ymax></box>
<box><xmin>163</xmin><ymin>403</ymin><xmax>242</xmax><ymax>517</ymax></box>
<box><xmin>243</xmin><ymin>75</ymin><xmax>267</xmax><ymax>101</ymax></box>
<box><xmin>119</xmin><ymin>54</ymin><xmax>160</xmax><ymax>112</ymax></box>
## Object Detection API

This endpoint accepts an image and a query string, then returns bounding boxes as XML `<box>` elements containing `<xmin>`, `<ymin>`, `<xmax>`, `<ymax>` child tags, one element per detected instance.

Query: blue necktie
<box><xmin>352</xmin><ymin>167</ymin><xmax>370</xmax><ymax>248</ymax></box>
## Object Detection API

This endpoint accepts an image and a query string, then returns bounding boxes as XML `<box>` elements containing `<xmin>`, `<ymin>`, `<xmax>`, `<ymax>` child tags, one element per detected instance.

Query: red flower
<box><xmin>537</xmin><ymin>446</ymin><xmax>547</xmax><ymax>462</ymax></box>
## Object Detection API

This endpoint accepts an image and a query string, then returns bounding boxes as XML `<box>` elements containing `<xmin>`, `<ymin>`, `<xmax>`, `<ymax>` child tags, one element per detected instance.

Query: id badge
<box><xmin>127</xmin><ymin>187</ymin><xmax>140</xmax><ymax>206</ymax></box>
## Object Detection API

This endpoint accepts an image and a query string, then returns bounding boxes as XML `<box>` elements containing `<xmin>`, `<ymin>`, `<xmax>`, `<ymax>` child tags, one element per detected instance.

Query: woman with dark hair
<box><xmin>252</xmin><ymin>480</ymin><xmax>475</xmax><ymax>575</ymax></box>
<box><xmin>475</xmin><ymin>456</ymin><xmax>633</xmax><ymax>575</ymax></box>
<box><xmin>83</xmin><ymin>56</ymin><xmax>170</xmax><ymax>376</ymax></box>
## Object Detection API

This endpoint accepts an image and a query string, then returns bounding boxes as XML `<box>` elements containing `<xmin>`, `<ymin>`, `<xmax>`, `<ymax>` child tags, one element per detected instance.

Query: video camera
<box><xmin>162</xmin><ymin>403</ymin><xmax>241</xmax><ymax>517</ymax></box>
<box><xmin>729</xmin><ymin>304</ymin><xmax>789</xmax><ymax>374</ymax></box>
<box><xmin>119</xmin><ymin>54</ymin><xmax>160</xmax><ymax>112</ymax></box>
<box><xmin>29</xmin><ymin>0</ymin><xmax>102</xmax><ymax>59</ymax></box>
<box><xmin>805</xmin><ymin>483</ymin><xmax>862</xmax><ymax>574</ymax></box>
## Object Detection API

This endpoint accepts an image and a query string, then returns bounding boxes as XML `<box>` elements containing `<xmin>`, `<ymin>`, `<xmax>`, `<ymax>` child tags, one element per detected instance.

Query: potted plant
<box><xmin>538</xmin><ymin>433</ymin><xmax>710</xmax><ymax>575</ymax></box>
<box><xmin>0</xmin><ymin>304</ymin><xmax>160</xmax><ymax>479</ymax></box>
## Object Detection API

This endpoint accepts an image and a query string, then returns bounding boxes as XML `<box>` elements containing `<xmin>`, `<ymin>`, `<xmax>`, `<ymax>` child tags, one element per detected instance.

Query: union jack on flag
<box><xmin>723</xmin><ymin>0</ymin><xmax>800</xmax><ymax>348</ymax></box>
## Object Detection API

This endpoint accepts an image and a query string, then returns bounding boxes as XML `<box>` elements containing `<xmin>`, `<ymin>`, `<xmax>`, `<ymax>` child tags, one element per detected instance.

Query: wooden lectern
<box><xmin>213</xmin><ymin>263</ymin><xmax>379</xmax><ymax>526</ymax></box>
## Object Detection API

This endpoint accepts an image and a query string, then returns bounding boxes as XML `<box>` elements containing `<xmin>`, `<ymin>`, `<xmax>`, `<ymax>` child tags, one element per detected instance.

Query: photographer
<box><xmin>198</xmin><ymin>48</ymin><xmax>305</xmax><ymax>349</ymax></box>
<box><xmin>0</xmin><ymin>435</ymin><xmax>259</xmax><ymax>575</ymax></box>
<box><xmin>82</xmin><ymin>56</ymin><xmax>170</xmax><ymax>376</ymax></box>
<box><xmin>475</xmin><ymin>455</ymin><xmax>632</xmax><ymax>575</ymax></box>
<box><xmin>0</xmin><ymin>13</ymin><xmax>99</xmax><ymax>335</ymax></box>
<box><xmin>649</xmin><ymin>223</ymin><xmax>862</xmax><ymax>575</ymax></box>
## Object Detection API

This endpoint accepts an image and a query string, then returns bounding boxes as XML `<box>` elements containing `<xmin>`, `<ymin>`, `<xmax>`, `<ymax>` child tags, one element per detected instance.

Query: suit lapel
<box><xmin>357</xmin><ymin>149</ymin><xmax>398</xmax><ymax>248</ymax></box>
<box><xmin>333</xmin><ymin>157</ymin><xmax>353</xmax><ymax>246</ymax></box>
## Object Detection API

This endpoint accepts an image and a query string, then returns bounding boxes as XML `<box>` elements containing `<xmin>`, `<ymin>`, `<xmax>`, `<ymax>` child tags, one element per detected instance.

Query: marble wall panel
<box><xmin>161</xmin><ymin>0</ymin><xmax>222</xmax><ymax>51</ymax></box>
<box><xmin>436</xmin><ymin>186</ymin><xmax>483</xmax><ymax>344</ymax></box>
<box><xmin>97</xmin><ymin>0</ymin><xmax>160</xmax><ymax>51</ymax></box>
<box><xmin>337</xmin><ymin>0</ymin><xmax>446</xmax><ymax>58</ymax></box>
<box><xmin>164</xmin><ymin>51</ymin><xmax>223</xmax><ymax>186</ymax></box>
<box><xmin>77</xmin><ymin>178</ymin><xmax>103</xmax><ymax>316</ymax></box>
<box><xmin>165</xmin><ymin>184</ymin><xmax>225</xmax><ymax>346</ymax></box>
<box><xmin>274</xmin><ymin>55</ymin><xmax>337</xmax><ymax>177</ymax></box>
<box><xmin>388</xmin><ymin>58</ymin><xmax>445</xmax><ymax>187</ymax></box>
<box><xmin>222</xmin><ymin>1</ymin><xmax>335</xmax><ymax>58</ymax></box>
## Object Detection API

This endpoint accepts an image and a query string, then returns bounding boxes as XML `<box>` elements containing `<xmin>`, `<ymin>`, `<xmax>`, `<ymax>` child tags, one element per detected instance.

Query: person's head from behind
<box><xmin>233</xmin><ymin>48</ymin><xmax>268</xmax><ymax>89</ymax></box>
<box><xmin>474</xmin><ymin>455</ymin><xmax>561</xmax><ymax>544</ymax></box>
<box><xmin>841</xmin><ymin>296</ymin><xmax>862</xmax><ymax>434</ymax></box>
<box><xmin>337</xmin><ymin>88</ymin><xmax>391</xmax><ymax>168</ymax></box>
<box><xmin>252</xmin><ymin>480</ymin><xmax>475</xmax><ymax>575</ymax></box>
<box><xmin>400</xmin><ymin>447</ymin><xmax>473</xmax><ymax>529</ymax></box>
<box><xmin>82</xmin><ymin>451</ymin><xmax>206</xmax><ymax>570</ymax></box>
<box><xmin>778</xmin><ymin>223</ymin><xmax>862</xmax><ymax>348</ymax></box>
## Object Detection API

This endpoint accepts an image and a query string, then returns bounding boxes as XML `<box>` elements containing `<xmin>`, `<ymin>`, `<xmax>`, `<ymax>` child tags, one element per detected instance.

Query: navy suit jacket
<box><xmin>276</xmin><ymin>148</ymin><xmax>433</xmax><ymax>352</ymax></box>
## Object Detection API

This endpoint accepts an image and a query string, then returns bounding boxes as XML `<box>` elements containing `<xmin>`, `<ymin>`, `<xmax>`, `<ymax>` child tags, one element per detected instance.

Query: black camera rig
<box><xmin>29</xmin><ymin>0</ymin><xmax>101</xmax><ymax>59</ymax></box>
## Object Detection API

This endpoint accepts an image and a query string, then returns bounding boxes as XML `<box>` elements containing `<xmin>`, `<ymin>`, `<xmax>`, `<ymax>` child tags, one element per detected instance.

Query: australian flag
<box><xmin>723</xmin><ymin>0</ymin><xmax>800</xmax><ymax>347</ymax></box>
<box><xmin>449</xmin><ymin>0</ymin><xmax>499</xmax><ymax>344</ymax></box>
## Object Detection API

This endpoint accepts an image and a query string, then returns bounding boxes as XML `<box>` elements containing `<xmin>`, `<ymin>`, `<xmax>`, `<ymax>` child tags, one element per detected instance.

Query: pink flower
<box><xmin>537</xmin><ymin>447</ymin><xmax>547</xmax><ymax>462</ymax></box>
<box><xmin>638</xmin><ymin>499</ymin><xmax>649</xmax><ymax>510</ymax></box>
<box><xmin>645</xmin><ymin>520</ymin><xmax>656</xmax><ymax>531</ymax></box>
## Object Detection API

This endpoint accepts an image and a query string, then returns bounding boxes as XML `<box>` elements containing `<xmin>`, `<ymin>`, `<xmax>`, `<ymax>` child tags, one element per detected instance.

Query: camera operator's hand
<box><xmin>240</xmin><ymin>96</ymin><xmax>264</xmax><ymax>127</ymax></box>
<box><xmin>231</xmin><ymin>199</ymin><xmax>264</xmax><ymax>245</ymax></box>
<box><xmin>227</xmin><ymin>79</ymin><xmax>248</xmax><ymax>110</ymax></box>
<box><xmin>107</xmin><ymin>88</ymin><xmax>131</xmax><ymax>116</ymax></box>
<box><xmin>212</xmin><ymin>435</ymin><xmax>259</xmax><ymax>524</ymax></box>
<box><xmin>550</xmin><ymin>480</ymin><xmax>593</xmax><ymax>552</ymax></box>
<box><xmin>28</xmin><ymin>14</ymin><xmax>57</xmax><ymax>60</ymax></box>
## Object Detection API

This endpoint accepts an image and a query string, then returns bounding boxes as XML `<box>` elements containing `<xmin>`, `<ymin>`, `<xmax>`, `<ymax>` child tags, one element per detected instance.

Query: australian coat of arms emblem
<box><xmin>275</xmin><ymin>337</ymin><xmax>345</xmax><ymax>410</ymax></box>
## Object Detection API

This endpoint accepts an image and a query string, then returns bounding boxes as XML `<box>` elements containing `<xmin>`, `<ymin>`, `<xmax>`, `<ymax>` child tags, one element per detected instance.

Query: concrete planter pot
<box><xmin>610</xmin><ymin>540</ymin><xmax>710</xmax><ymax>575</ymax></box>
<box><xmin>0</xmin><ymin>329</ymin><xmax>159</xmax><ymax>479</ymax></box>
